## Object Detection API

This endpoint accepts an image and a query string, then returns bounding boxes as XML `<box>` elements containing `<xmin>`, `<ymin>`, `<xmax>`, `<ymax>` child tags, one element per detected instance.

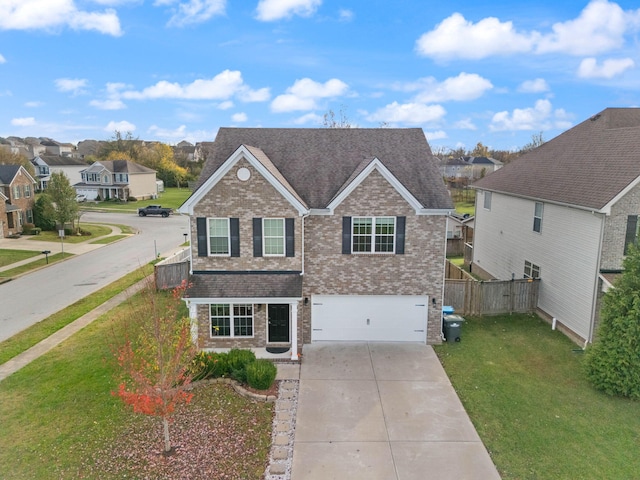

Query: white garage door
<box><xmin>311</xmin><ymin>295</ymin><xmax>428</xmax><ymax>342</ymax></box>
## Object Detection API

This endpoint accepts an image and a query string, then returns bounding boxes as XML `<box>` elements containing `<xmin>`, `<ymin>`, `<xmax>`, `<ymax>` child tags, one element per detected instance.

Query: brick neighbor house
<box><xmin>0</xmin><ymin>164</ymin><xmax>37</xmax><ymax>238</ymax></box>
<box><xmin>178</xmin><ymin>128</ymin><xmax>454</xmax><ymax>359</ymax></box>
<box><xmin>472</xmin><ymin>108</ymin><xmax>640</xmax><ymax>344</ymax></box>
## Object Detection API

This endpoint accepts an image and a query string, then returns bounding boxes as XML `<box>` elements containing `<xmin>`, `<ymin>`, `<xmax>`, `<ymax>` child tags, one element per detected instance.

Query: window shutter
<box><xmin>342</xmin><ymin>217</ymin><xmax>351</xmax><ymax>254</ymax></box>
<box><xmin>396</xmin><ymin>216</ymin><xmax>406</xmax><ymax>254</ymax></box>
<box><xmin>230</xmin><ymin>218</ymin><xmax>240</xmax><ymax>257</ymax></box>
<box><xmin>285</xmin><ymin>218</ymin><xmax>295</xmax><ymax>257</ymax></box>
<box><xmin>624</xmin><ymin>215</ymin><xmax>638</xmax><ymax>255</ymax></box>
<box><xmin>253</xmin><ymin>218</ymin><xmax>263</xmax><ymax>257</ymax></box>
<box><xmin>196</xmin><ymin>217</ymin><xmax>208</xmax><ymax>257</ymax></box>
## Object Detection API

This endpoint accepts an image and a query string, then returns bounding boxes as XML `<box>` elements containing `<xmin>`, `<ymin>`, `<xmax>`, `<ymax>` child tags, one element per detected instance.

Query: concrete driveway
<box><xmin>291</xmin><ymin>342</ymin><xmax>501</xmax><ymax>480</ymax></box>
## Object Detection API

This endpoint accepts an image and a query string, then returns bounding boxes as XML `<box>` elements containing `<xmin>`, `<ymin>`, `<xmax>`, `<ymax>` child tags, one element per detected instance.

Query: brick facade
<box><xmin>1</xmin><ymin>167</ymin><xmax>35</xmax><ymax>237</ymax></box>
<box><xmin>189</xmin><ymin>157</ymin><xmax>448</xmax><ymax>351</ymax></box>
<box><xmin>600</xmin><ymin>181</ymin><xmax>640</xmax><ymax>270</ymax></box>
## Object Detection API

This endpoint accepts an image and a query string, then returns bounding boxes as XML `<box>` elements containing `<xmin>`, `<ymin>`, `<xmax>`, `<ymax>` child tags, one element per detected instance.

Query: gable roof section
<box><xmin>0</xmin><ymin>164</ymin><xmax>36</xmax><ymax>186</ymax></box>
<box><xmin>37</xmin><ymin>155</ymin><xmax>88</xmax><ymax>167</ymax></box>
<box><xmin>81</xmin><ymin>160</ymin><xmax>156</xmax><ymax>175</ymax></box>
<box><xmin>327</xmin><ymin>157</ymin><xmax>429</xmax><ymax>214</ymax></box>
<box><xmin>192</xmin><ymin>128</ymin><xmax>453</xmax><ymax>212</ymax></box>
<box><xmin>180</xmin><ymin>144</ymin><xmax>309</xmax><ymax>215</ymax></box>
<box><xmin>473</xmin><ymin>108</ymin><xmax>640</xmax><ymax>212</ymax></box>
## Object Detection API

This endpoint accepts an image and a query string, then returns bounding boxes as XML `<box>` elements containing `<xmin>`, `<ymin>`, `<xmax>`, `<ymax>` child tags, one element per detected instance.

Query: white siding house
<box><xmin>472</xmin><ymin>108</ymin><xmax>640</xmax><ymax>344</ymax></box>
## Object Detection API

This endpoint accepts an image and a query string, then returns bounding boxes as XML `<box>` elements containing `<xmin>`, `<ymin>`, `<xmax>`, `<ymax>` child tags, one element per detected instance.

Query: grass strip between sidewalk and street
<box><xmin>434</xmin><ymin>314</ymin><xmax>640</xmax><ymax>479</ymax></box>
<box><xmin>0</xmin><ymin>264</ymin><xmax>154</xmax><ymax>365</ymax></box>
<box><xmin>0</xmin><ymin>252</ymin><xmax>72</xmax><ymax>278</ymax></box>
<box><xmin>0</xmin><ymin>249</ymin><xmax>41</xmax><ymax>267</ymax></box>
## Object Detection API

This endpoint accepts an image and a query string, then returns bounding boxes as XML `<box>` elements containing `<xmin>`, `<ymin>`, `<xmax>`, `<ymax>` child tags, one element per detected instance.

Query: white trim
<box><xmin>351</xmin><ymin>216</ymin><xmax>397</xmax><ymax>254</ymax></box>
<box><xmin>263</xmin><ymin>217</ymin><xmax>285</xmax><ymax>257</ymax></box>
<box><xmin>178</xmin><ymin>145</ymin><xmax>309</xmax><ymax>215</ymax></box>
<box><xmin>207</xmin><ymin>217</ymin><xmax>231</xmax><ymax>257</ymax></box>
<box><xmin>326</xmin><ymin>157</ymin><xmax>426</xmax><ymax>214</ymax></box>
<box><xmin>290</xmin><ymin>302</ymin><xmax>298</xmax><ymax>360</ymax></box>
<box><xmin>209</xmin><ymin>303</ymin><xmax>255</xmax><ymax>339</ymax></box>
<box><xmin>602</xmin><ymin>173</ymin><xmax>640</xmax><ymax>215</ymax></box>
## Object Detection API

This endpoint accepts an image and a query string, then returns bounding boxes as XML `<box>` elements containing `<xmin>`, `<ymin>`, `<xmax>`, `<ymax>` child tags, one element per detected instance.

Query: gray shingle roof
<box><xmin>83</xmin><ymin>160</ymin><xmax>156</xmax><ymax>174</ymax></box>
<box><xmin>473</xmin><ymin>108</ymin><xmax>640</xmax><ymax>210</ymax></box>
<box><xmin>186</xmin><ymin>273</ymin><xmax>303</xmax><ymax>299</ymax></box>
<box><xmin>196</xmin><ymin>128</ymin><xmax>452</xmax><ymax>210</ymax></box>
<box><xmin>39</xmin><ymin>155</ymin><xmax>88</xmax><ymax>167</ymax></box>
<box><xmin>0</xmin><ymin>164</ymin><xmax>20</xmax><ymax>185</ymax></box>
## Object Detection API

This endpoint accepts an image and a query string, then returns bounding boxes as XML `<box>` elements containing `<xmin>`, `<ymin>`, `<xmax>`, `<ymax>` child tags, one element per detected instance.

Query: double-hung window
<box><xmin>533</xmin><ymin>202</ymin><xmax>543</xmax><ymax>233</ymax></box>
<box><xmin>208</xmin><ymin>218</ymin><xmax>230</xmax><ymax>255</ymax></box>
<box><xmin>524</xmin><ymin>261</ymin><xmax>540</xmax><ymax>279</ymax></box>
<box><xmin>210</xmin><ymin>304</ymin><xmax>253</xmax><ymax>337</ymax></box>
<box><xmin>352</xmin><ymin>217</ymin><xmax>396</xmax><ymax>253</ymax></box>
<box><xmin>24</xmin><ymin>185</ymin><xmax>31</xmax><ymax>198</ymax></box>
<box><xmin>484</xmin><ymin>191</ymin><xmax>492</xmax><ymax>210</ymax></box>
<box><xmin>263</xmin><ymin>218</ymin><xmax>285</xmax><ymax>256</ymax></box>
<box><xmin>13</xmin><ymin>185</ymin><xmax>20</xmax><ymax>199</ymax></box>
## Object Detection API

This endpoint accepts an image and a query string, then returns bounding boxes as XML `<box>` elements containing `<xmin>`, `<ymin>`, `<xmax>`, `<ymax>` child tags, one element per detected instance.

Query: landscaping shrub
<box><xmin>227</xmin><ymin>348</ymin><xmax>256</xmax><ymax>383</ymax></box>
<box><xmin>191</xmin><ymin>351</ymin><xmax>230</xmax><ymax>381</ymax></box>
<box><xmin>22</xmin><ymin>223</ymin><xmax>35</xmax><ymax>235</ymax></box>
<box><xmin>246</xmin><ymin>359</ymin><xmax>277</xmax><ymax>391</ymax></box>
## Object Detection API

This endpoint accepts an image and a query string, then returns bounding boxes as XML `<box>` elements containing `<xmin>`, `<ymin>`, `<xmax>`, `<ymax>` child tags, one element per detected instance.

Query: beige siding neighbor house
<box><xmin>179</xmin><ymin>128</ymin><xmax>454</xmax><ymax>359</ymax></box>
<box><xmin>472</xmin><ymin>108</ymin><xmax>640</xmax><ymax>344</ymax></box>
<box><xmin>75</xmin><ymin>160</ymin><xmax>157</xmax><ymax>200</ymax></box>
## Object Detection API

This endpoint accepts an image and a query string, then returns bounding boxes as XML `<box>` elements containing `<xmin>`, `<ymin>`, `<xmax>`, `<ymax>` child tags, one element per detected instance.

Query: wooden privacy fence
<box><xmin>444</xmin><ymin>278</ymin><xmax>540</xmax><ymax>315</ymax></box>
<box><xmin>155</xmin><ymin>248</ymin><xmax>190</xmax><ymax>290</ymax></box>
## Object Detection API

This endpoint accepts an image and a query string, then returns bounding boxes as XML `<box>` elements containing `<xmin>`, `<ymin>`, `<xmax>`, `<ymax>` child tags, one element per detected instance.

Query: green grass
<box><xmin>31</xmin><ymin>224</ymin><xmax>113</xmax><ymax>243</ymax></box>
<box><xmin>90</xmin><ymin>234</ymin><xmax>128</xmax><ymax>244</ymax></box>
<box><xmin>435</xmin><ymin>314</ymin><xmax>640</xmax><ymax>479</ymax></box>
<box><xmin>0</xmin><ymin>252</ymin><xmax>72</xmax><ymax>278</ymax></box>
<box><xmin>0</xmin><ymin>288</ymin><xmax>273</xmax><ymax>479</ymax></box>
<box><xmin>81</xmin><ymin>187</ymin><xmax>191</xmax><ymax>212</ymax></box>
<box><xmin>0</xmin><ymin>249</ymin><xmax>41</xmax><ymax>267</ymax></box>
<box><xmin>455</xmin><ymin>200</ymin><xmax>475</xmax><ymax>216</ymax></box>
<box><xmin>0</xmin><ymin>264</ymin><xmax>153</xmax><ymax>365</ymax></box>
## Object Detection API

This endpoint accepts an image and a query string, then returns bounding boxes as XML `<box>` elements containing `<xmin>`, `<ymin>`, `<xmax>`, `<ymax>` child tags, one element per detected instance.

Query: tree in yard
<box><xmin>46</xmin><ymin>172</ymin><xmax>78</xmax><ymax>232</ymax></box>
<box><xmin>585</xmin><ymin>244</ymin><xmax>640</xmax><ymax>399</ymax></box>
<box><xmin>113</xmin><ymin>280</ymin><xmax>198</xmax><ymax>454</ymax></box>
<box><xmin>33</xmin><ymin>194</ymin><xmax>57</xmax><ymax>231</ymax></box>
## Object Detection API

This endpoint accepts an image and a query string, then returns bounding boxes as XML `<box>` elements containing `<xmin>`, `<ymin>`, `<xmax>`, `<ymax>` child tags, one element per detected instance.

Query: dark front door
<box><xmin>268</xmin><ymin>304</ymin><xmax>290</xmax><ymax>343</ymax></box>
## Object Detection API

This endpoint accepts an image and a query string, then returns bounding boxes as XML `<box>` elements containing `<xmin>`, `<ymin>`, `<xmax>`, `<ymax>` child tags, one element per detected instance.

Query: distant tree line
<box><xmin>432</xmin><ymin>132</ymin><xmax>546</xmax><ymax>165</ymax></box>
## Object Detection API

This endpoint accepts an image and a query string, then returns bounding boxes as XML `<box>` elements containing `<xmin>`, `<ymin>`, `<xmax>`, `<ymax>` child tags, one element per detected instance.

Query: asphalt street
<box><xmin>0</xmin><ymin>211</ymin><xmax>190</xmax><ymax>342</ymax></box>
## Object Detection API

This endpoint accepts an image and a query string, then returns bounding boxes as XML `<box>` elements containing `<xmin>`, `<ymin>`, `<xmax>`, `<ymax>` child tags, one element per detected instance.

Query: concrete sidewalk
<box><xmin>291</xmin><ymin>342</ymin><xmax>501</xmax><ymax>480</ymax></box>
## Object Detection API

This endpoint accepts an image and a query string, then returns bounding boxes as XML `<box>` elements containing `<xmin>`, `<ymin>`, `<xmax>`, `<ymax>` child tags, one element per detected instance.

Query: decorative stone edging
<box><xmin>188</xmin><ymin>377</ymin><xmax>278</xmax><ymax>402</ymax></box>
<box><xmin>265</xmin><ymin>379</ymin><xmax>299</xmax><ymax>480</ymax></box>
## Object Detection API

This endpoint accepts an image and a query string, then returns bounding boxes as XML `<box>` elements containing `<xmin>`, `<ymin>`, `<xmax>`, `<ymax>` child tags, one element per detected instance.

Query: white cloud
<box><xmin>293</xmin><ymin>112</ymin><xmax>323</xmax><ymax>125</ymax></box>
<box><xmin>231</xmin><ymin>112</ymin><xmax>247</xmax><ymax>122</ymax></box>
<box><xmin>425</xmin><ymin>130</ymin><xmax>448</xmax><ymax>141</ymax></box>
<box><xmin>490</xmin><ymin>99</ymin><xmax>572</xmax><ymax>132</ymax></box>
<box><xmin>366</xmin><ymin>102</ymin><xmax>446</xmax><ymax>125</ymax></box>
<box><xmin>122</xmin><ymin>70</ymin><xmax>268</xmax><ymax>102</ymax></box>
<box><xmin>238</xmin><ymin>87</ymin><xmax>271</xmax><ymax>102</ymax></box>
<box><xmin>89</xmin><ymin>82</ymin><xmax>128</xmax><ymax>110</ymax></box>
<box><xmin>55</xmin><ymin>78</ymin><xmax>88</xmax><ymax>95</ymax></box>
<box><xmin>398</xmin><ymin>73</ymin><xmax>493</xmax><ymax>103</ymax></box>
<box><xmin>147</xmin><ymin>124</ymin><xmax>217</xmax><ymax>143</ymax></box>
<box><xmin>105</xmin><ymin>120</ymin><xmax>136</xmax><ymax>132</ymax></box>
<box><xmin>535</xmin><ymin>0</ymin><xmax>632</xmax><ymax>55</ymax></box>
<box><xmin>416</xmin><ymin>0</ymin><xmax>640</xmax><ymax>60</ymax></box>
<box><xmin>416</xmin><ymin>12</ymin><xmax>536</xmax><ymax>60</ymax></box>
<box><xmin>25</xmin><ymin>101</ymin><xmax>43</xmax><ymax>107</ymax></box>
<box><xmin>256</xmin><ymin>0</ymin><xmax>321</xmax><ymax>21</ymax></box>
<box><xmin>338</xmin><ymin>9</ymin><xmax>353</xmax><ymax>22</ymax></box>
<box><xmin>218</xmin><ymin>100</ymin><xmax>234</xmax><ymax>109</ymax></box>
<box><xmin>518</xmin><ymin>78</ymin><xmax>550</xmax><ymax>93</ymax></box>
<box><xmin>159</xmin><ymin>0</ymin><xmax>226</xmax><ymax>27</ymax></box>
<box><xmin>0</xmin><ymin>0</ymin><xmax>122</xmax><ymax>36</ymax></box>
<box><xmin>0</xmin><ymin>54</ymin><xmax>5</xmax><ymax>64</ymax></box>
<box><xmin>577</xmin><ymin>57</ymin><xmax>635</xmax><ymax>78</ymax></box>
<box><xmin>454</xmin><ymin>118</ymin><xmax>477</xmax><ymax>130</ymax></box>
<box><xmin>11</xmin><ymin>117</ymin><xmax>36</xmax><ymax>126</ymax></box>
<box><xmin>271</xmin><ymin>77</ymin><xmax>348</xmax><ymax>112</ymax></box>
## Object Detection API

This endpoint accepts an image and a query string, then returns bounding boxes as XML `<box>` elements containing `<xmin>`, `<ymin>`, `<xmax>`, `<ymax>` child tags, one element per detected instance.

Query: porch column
<box><xmin>290</xmin><ymin>302</ymin><xmax>298</xmax><ymax>360</ymax></box>
<box><xmin>188</xmin><ymin>303</ymin><xmax>198</xmax><ymax>345</ymax></box>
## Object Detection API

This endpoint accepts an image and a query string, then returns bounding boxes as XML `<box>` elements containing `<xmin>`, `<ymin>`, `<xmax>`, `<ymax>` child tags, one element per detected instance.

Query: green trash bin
<box><xmin>443</xmin><ymin>314</ymin><xmax>464</xmax><ymax>342</ymax></box>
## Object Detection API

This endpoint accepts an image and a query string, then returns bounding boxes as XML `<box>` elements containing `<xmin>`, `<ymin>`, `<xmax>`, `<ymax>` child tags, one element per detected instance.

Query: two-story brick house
<box><xmin>179</xmin><ymin>128</ymin><xmax>453</xmax><ymax>359</ymax></box>
<box><xmin>0</xmin><ymin>165</ymin><xmax>37</xmax><ymax>237</ymax></box>
<box><xmin>472</xmin><ymin>108</ymin><xmax>640</xmax><ymax>344</ymax></box>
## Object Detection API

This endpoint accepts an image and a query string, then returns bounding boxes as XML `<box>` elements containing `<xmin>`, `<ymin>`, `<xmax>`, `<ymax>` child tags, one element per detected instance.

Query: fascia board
<box><xmin>185</xmin><ymin>297</ymin><xmax>302</xmax><ymax>304</ymax></box>
<box><xmin>601</xmin><ymin>174</ymin><xmax>640</xmax><ymax>215</ymax></box>
<box><xmin>326</xmin><ymin>158</ymin><xmax>424</xmax><ymax>213</ymax></box>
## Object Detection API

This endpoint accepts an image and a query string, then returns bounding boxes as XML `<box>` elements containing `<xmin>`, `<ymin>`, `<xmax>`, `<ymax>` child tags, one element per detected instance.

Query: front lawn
<box><xmin>82</xmin><ymin>187</ymin><xmax>191</xmax><ymax>212</ymax></box>
<box><xmin>0</xmin><ymin>290</ymin><xmax>274</xmax><ymax>479</ymax></box>
<box><xmin>0</xmin><ymin>249</ymin><xmax>41</xmax><ymax>267</ymax></box>
<box><xmin>435</xmin><ymin>314</ymin><xmax>640</xmax><ymax>479</ymax></box>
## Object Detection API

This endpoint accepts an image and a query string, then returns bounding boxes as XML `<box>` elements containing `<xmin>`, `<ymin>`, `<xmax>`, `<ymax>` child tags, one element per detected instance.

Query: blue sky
<box><xmin>1</xmin><ymin>0</ymin><xmax>640</xmax><ymax>152</ymax></box>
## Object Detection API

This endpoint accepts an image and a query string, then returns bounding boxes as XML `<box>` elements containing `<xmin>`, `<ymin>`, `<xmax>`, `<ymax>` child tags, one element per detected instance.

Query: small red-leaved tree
<box><xmin>113</xmin><ymin>279</ymin><xmax>197</xmax><ymax>454</ymax></box>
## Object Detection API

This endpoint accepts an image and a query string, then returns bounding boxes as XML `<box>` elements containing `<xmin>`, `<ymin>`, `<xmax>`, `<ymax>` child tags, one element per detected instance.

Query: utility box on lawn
<box><xmin>443</xmin><ymin>314</ymin><xmax>465</xmax><ymax>342</ymax></box>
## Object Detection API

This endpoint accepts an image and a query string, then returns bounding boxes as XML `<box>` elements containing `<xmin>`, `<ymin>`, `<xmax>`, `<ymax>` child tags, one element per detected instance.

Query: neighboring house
<box><xmin>447</xmin><ymin>213</ymin><xmax>474</xmax><ymax>241</ymax></box>
<box><xmin>173</xmin><ymin>141</ymin><xmax>196</xmax><ymax>162</ymax></box>
<box><xmin>178</xmin><ymin>128</ymin><xmax>453</xmax><ymax>359</ymax></box>
<box><xmin>74</xmin><ymin>160</ymin><xmax>157</xmax><ymax>200</ymax></box>
<box><xmin>40</xmin><ymin>140</ymin><xmax>74</xmax><ymax>156</ymax></box>
<box><xmin>441</xmin><ymin>157</ymin><xmax>472</xmax><ymax>178</ymax></box>
<box><xmin>31</xmin><ymin>154</ymin><xmax>89</xmax><ymax>191</ymax></box>
<box><xmin>462</xmin><ymin>156</ymin><xmax>503</xmax><ymax>179</ymax></box>
<box><xmin>0</xmin><ymin>164</ymin><xmax>37</xmax><ymax>237</ymax></box>
<box><xmin>471</xmin><ymin>107</ymin><xmax>640</xmax><ymax>344</ymax></box>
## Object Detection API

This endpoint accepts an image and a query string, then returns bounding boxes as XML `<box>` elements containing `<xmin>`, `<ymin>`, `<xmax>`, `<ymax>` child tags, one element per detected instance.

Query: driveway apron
<box><xmin>291</xmin><ymin>342</ymin><xmax>501</xmax><ymax>480</ymax></box>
